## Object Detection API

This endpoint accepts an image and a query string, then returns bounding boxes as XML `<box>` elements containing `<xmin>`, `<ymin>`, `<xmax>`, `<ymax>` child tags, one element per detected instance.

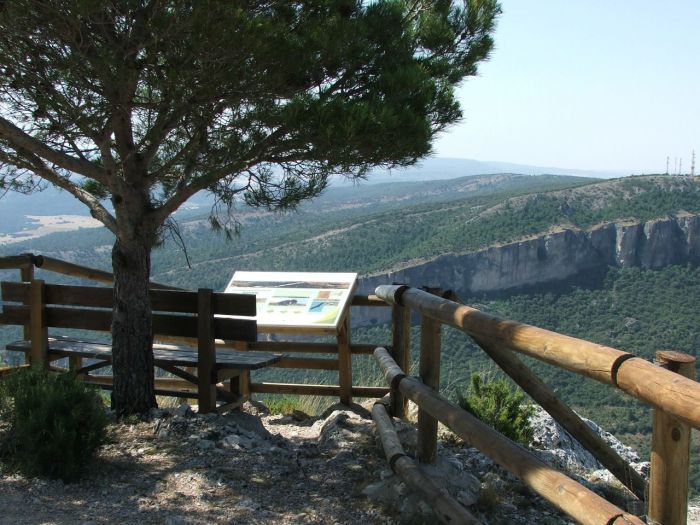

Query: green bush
<box><xmin>264</xmin><ymin>395</ymin><xmax>299</xmax><ymax>415</ymax></box>
<box><xmin>0</xmin><ymin>368</ymin><xmax>108</xmax><ymax>481</ymax></box>
<box><xmin>458</xmin><ymin>373</ymin><xmax>535</xmax><ymax>445</ymax></box>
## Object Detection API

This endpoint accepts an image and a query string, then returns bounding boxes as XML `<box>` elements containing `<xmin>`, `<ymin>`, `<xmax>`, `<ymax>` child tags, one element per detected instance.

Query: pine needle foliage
<box><xmin>459</xmin><ymin>372</ymin><xmax>534</xmax><ymax>445</ymax></box>
<box><xmin>0</xmin><ymin>369</ymin><xmax>108</xmax><ymax>482</ymax></box>
<box><xmin>0</xmin><ymin>0</ymin><xmax>501</xmax><ymax>416</ymax></box>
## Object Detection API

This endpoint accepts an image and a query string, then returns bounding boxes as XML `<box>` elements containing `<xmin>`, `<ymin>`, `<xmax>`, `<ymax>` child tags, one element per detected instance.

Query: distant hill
<box><xmin>0</xmin><ymin>155</ymin><xmax>627</xmax><ymax>236</ymax></box>
<box><xmin>350</xmin><ymin>156</ymin><xmax>628</xmax><ymax>185</ymax></box>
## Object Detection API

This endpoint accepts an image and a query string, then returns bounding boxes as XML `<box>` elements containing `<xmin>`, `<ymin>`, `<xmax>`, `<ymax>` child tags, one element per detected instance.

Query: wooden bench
<box><xmin>0</xmin><ymin>280</ymin><xmax>282</xmax><ymax>413</ymax></box>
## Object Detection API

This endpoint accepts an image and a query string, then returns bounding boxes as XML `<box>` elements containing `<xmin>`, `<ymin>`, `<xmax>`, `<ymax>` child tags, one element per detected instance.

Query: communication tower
<box><xmin>691</xmin><ymin>150</ymin><xmax>696</xmax><ymax>177</ymax></box>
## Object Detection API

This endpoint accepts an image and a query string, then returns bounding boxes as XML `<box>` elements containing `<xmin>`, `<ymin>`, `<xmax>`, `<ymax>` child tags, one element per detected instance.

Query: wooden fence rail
<box><xmin>375</xmin><ymin>284</ymin><xmax>699</xmax><ymax>524</ymax></box>
<box><xmin>371</xmin><ymin>397</ymin><xmax>480</xmax><ymax>525</ymax></box>
<box><xmin>5</xmin><ymin>254</ymin><xmax>696</xmax><ymax>521</ymax></box>
<box><xmin>375</xmin><ymin>284</ymin><xmax>700</xmax><ymax>430</ymax></box>
<box><xmin>374</xmin><ymin>347</ymin><xmax>644</xmax><ymax>525</ymax></box>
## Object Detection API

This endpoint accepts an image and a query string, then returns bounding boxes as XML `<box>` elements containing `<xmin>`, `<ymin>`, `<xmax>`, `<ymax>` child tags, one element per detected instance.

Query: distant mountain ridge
<box><xmin>352</xmin><ymin>156</ymin><xmax>629</xmax><ymax>185</ymax></box>
<box><xmin>0</xmin><ymin>156</ymin><xmax>627</xmax><ymax>235</ymax></box>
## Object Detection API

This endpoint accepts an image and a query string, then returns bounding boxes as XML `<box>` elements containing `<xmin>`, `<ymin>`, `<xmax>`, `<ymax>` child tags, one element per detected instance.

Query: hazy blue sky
<box><xmin>434</xmin><ymin>0</ymin><xmax>700</xmax><ymax>174</ymax></box>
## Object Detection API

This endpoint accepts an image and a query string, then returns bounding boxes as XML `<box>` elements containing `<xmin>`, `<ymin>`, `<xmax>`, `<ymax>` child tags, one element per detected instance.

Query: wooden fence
<box><xmin>374</xmin><ymin>284</ymin><xmax>697</xmax><ymax>525</ymax></box>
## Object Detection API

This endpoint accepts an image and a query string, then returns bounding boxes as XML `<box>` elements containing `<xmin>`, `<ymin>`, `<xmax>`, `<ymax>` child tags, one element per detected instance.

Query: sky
<box><xmin>434</xmin><ymin>0</ymin><xmax>700</xmax><ymax>174</ymax></box>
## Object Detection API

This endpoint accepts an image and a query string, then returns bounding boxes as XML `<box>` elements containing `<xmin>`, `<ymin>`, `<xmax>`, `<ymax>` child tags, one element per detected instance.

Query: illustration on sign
<box><xmin>224</xmin><ymin>272</ymin><xmax>358</xmax><ymax>330</ymax></box>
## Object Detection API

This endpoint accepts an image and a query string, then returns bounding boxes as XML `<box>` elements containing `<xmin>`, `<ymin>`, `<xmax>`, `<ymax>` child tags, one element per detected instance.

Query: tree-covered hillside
<box><xmin>6</xmin><ymin>174</ymin><xmax>699</xmax><ymax>292</ymax></box>
<box><xmin>1</xmin><ymin>173</ymin><xmax>596</xmax><ymax>286</ymax></box>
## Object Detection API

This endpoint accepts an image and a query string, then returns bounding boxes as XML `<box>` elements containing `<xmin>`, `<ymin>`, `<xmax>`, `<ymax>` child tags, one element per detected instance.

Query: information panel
<box><xmin>224</xmin><ymin>271</ymin><xmax>358</xmax><ymax>333</ymax></box>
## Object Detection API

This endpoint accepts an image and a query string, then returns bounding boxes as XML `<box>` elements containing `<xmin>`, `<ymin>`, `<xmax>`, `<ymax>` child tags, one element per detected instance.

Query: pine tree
<box><xmin>0</xmin><ymin>0</ymin><xmax>500</xmax><ymax>415</ymax></box>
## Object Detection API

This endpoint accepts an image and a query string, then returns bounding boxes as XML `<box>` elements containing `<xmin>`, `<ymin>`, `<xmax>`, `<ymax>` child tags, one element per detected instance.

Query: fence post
<box><xmin>648</xmin><ymin>350</ymin><xmax>695</xmax><ymax>525</ymax></box>
<box><xmin>20</xmin><ymin>263</ymin><xmax>34</xmax><ymax>342</ymax></box>
<box><xmin>390</xmin><ymin>294</ymin><xmax>411</xmax><ymax>417</ymax></box>
<box><xmin>417</xmin><ymin>287</ymin><xmax>443</xmax><ymax>464</ymax></box>
<box><xmin>337</xmin><ymin>316</ymin><xmax>352</xmax><ymax>405</ymax></box>
<box><xmin>29</xmin><ymin>279</ymin><xmax>48</xmax><ymax>369</ymax></box>
<box><xmin>197</xmin><ymin>288</ymin><xmax>216</xmax><ymax>413</ymax></box>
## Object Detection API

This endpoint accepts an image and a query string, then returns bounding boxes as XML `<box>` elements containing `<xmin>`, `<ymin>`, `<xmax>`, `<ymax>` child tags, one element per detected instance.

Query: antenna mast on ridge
<box><xmin>691</xmin><ymin>150</ymin><xmax>696</xmax><ymax>177</ymax></box>
<box><xmin>666</xmin><ymin>156</ymin><xmax>670</xmax><ymax>175</ymax></box>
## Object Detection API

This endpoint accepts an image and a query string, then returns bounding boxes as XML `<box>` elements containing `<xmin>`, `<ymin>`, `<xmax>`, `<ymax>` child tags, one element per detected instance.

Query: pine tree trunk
<box><xmin>111</xmin><ymin>235</ymin><xmax>156</xmax><ymax>416</ymax></box>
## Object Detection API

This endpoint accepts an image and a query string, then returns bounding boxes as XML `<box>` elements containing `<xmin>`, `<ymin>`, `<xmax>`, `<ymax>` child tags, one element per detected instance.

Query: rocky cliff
<box><xmin>357</xmin><ymin>213</ymin><xmax>700</xmax><ymax>296</ymax></box>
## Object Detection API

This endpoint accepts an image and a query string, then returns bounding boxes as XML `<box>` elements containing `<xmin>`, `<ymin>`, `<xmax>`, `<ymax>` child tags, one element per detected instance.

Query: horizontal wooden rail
<box><xmin>376</xmin><ymin>284</ymin><xmax>700</xmax><ymax>430</ymax></box>
<box><xmin>0</xmin><ymin>253</ymin><xmax>180</xmax><ymax>290</ymax></box>
<box><xmin>79</xmin><ymin>375</ymin><xmax>239</xmax><ymax>401</ymax></box>
<box><xmin>0</xmin><ymin>254</ymin><xmax>35</xmax><ymax>270</ymax></box>
<box><xmin>250</xmin><ymin>382</ymin><xmax>388</xmax><ymax>398</ymax></box>
<box><xmin>351</xmin><ymin>294</ymin><xmax>388</xmax><ymax>307</ymax></box>
<box><xmin>153</xmin><ymin>338</ymin><xmax>379</xmax><ymax>356</ymax></box>
<box><xmin>374</xmin><ymin>347</ymin><xmax>642</xmax><ymax>525</ymax></box>
<box><xmin>274</xmin><ymin>357</ymin><xmax>339</xmax><ymax>370</ymax></box>
<box><xmin>472</xmin><ymin>336</ymin><xmax>647</xmax><ymax>500</ymax></box>
<box><xmin>248</xmin><ymin>341</ymin><xmax>376</xmax><ymax>355</ymax></box>
<box><xmin>37</xmin><ymin>255</ymin><xmax>181</xmax><ymax>290</ymax></box>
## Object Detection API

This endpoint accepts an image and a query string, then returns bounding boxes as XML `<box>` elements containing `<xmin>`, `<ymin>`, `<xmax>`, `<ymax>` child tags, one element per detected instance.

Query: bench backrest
<box><xmin>0</xmin><ymin>281</ymin><xmax>256</xmax><ymax>341</ymax></box>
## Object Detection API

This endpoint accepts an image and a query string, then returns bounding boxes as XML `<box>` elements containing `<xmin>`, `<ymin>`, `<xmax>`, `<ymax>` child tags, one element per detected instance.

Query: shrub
<box><xmin>0</xmin><ymin>368</ymin><xmax>108</xmax><ymax>481</ymax></box>
<box><xmin>264</xmin><ymin>395</ymin><xmax>299</xmax><ymax>415</ymax></box>
<box><xmin>458</xmin><ymin>372</ymin><xmax>535</xmax><ymax>445</ymax></box>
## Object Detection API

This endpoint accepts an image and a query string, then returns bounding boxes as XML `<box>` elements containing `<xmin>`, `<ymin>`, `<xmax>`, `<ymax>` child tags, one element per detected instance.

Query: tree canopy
<box><xmin>0</xmin><ymin>0</ymin><xmax>501</xmax><ymax>415</ymax></box>
<box><xmin>0</xmin><ymin>0</ymin><xmax>500</xmax><ymax>230</ymax></box>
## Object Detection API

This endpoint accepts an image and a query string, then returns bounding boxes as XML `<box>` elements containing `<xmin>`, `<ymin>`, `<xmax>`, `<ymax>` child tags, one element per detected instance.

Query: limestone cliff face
<box><xmin>357</xmin><ymin>214</ymin><xmax>700</xmax><ymax>297</ymax></box>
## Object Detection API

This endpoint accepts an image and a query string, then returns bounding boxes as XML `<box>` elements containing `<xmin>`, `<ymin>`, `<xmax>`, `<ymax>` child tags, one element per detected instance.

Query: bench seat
<box><xmin>6</xmin><ymin>336</ymin><xmax>282</xmax><ymax>370</ymax></box>
<box><xmin>0</xmin><ymin>280</ymin><xmax>272</xmax><ymax>413</ymax></box>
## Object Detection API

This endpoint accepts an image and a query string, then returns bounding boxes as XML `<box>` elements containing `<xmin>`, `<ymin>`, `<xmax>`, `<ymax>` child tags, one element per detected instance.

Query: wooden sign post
<box><xmin>225</xmin><ymin>271</ymin><xmax>358</xmax><ymax>405</ymax></box>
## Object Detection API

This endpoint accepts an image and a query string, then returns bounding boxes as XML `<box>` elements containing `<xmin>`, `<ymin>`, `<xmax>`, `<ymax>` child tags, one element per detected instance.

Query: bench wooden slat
<box><xmin>1</xmin><ymin>305</ymin><xmax>256</xmax><ymax>340</ymax></box>
<box><xmin>1</xmin><ymin>281</ymin><xmax>28</xmax><ymax>302</ymax></box>
<box><xmin>1</xmin><ymin>283</ymin><xmax>256</xmax><ymax>317</ymax></box>
<box><xmin>0</xmin><ymin>304</ymin><xmax>111</xmax><ymax>330</ymax></box>
<box><xmin>213</xmin><ymin>317</ymin><xmax>257</xmax><ymax>341</ymax></box>
<box><xmin>49</xmin><ymin>306</ymin><xmax>113</xmax><ymax>330</ymax></box>
<box><xmin>0</xmin><ymin>304</ymin><xmax>28</xmax><ymax>324</ymax></box>
<box><xmin>6</xmin><ymin>337</ymin><xmax>281</xmax><ymax>370</ymax></box>
<box><xmin>211</xmin><ymin>293</ymin><xmax>256</xmax><ymax>317</ymax></box>
<box><xmin>2</xmin><ymin>282</ymin><xmax>112</xmax><ymax>308</ymax></box>
<box><xmin>47</xmin><ymin>284</ymin><xmax>113</xmax><ymax>308</ymax></box>
<box><xmin>152</xmin><ymin>290</ymin><xmax>256</xmax><ymax>316</ymax></box>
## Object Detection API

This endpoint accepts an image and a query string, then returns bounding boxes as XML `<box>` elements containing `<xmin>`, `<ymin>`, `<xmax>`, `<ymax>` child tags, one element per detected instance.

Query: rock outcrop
<box><xmin>358</xmin><ymin>213</ymin><xmax>700</xmax><ymax>297</ymax></box>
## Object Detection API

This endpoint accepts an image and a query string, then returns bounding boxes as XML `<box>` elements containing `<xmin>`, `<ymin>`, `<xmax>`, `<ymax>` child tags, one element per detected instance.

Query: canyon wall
<box><xmin>357</xmin><ymin>214</ymin><xmax>700</xmax><ymax>298</ymax></box>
